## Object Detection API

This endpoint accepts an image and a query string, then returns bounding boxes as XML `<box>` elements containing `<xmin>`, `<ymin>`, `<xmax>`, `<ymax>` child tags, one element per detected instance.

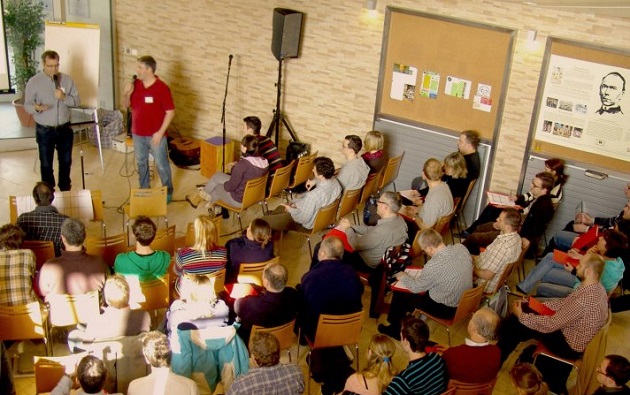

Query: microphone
<box><xmin>132</xmin><ymin>74</ymin><xmax>137</xmax><ymax>81</ymax></box>
<box><xmin>53</xmin><ymin>74</ymin><xmax>60</xmax><ymax>89</ymax></box>
<box><xmin>229</xmin><ymin>54</ymin><xmax>233</xmax><ymax>65</ymax></box>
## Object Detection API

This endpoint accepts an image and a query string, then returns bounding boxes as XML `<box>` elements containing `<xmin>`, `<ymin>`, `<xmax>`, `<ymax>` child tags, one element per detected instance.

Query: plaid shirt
<box><xmin>226</xmin><ymin>363</ymin><xmax>304</xmax><ymax>395</ymax></box>
<box><xmin>0</xmin><ymin>249</ymin><xmax>38</xmax><ymax>306</ymax></box>
<box><xmin>519</xmin><ymin>282</ymin><xmax>608</xmax><ymax>352</ymax></box>
<box><xmin>287</xmin><ymin>177</ymin><xmax>342</xmax><ymax>229</ymax></box>
<box><xmin>476</xmin><ymin>232</ymin><xmax>522</xmax><ymax>292</ymax></box>
<box><xmin>16</xmin><ymin>205</ymin><xmax>68</xmax><ymax>256</ymax></box>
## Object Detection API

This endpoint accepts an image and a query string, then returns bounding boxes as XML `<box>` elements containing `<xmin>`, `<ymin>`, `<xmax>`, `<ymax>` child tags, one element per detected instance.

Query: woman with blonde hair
<box><xmin>174</xmin><ymin>215</ymin><xmax>227</xmax><ymax>294</ymax></box>
<box><xmin>361</xmin><ymin>130</ymin><xmax>387</xmax><ymax>174</ymax></box>
<box><xmin>510</xmin><ymin>363</ymin><xmax>549</xmax><ymax>395</ymax></box>
<box><xmin>225</xmin><ymin>218</ymin><xmax>274</xmax><ymax>283</ymax></box>
<box><xmin>342</xmin><ymin>334</ymin><xmax>398</xmax><ymax>395</ymax></box>
<box><xmin>443</xmin><ymin>151</ymin><xmax>469</xmax><ymax>201</ymax></box>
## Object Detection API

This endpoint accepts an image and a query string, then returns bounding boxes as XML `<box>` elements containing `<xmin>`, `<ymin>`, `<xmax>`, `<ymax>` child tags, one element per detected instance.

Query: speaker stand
<box><xmin>266</xmin><ymin>58</ymin><xmax>299</xmax><ymax>146</ymax></box>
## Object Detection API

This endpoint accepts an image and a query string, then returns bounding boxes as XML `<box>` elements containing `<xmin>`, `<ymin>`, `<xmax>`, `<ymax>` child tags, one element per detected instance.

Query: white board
<box><xmin>45</xmin><ymin>22</ymin><xmax>100</xmax><ymax>108</ymax></box>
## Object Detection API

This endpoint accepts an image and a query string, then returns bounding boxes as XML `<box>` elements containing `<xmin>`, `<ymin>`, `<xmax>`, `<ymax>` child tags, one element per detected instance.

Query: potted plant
<box><xmin>4</xmin><ymin>0</ymin><xmax>46</xmax><ymax>126</ymax></box>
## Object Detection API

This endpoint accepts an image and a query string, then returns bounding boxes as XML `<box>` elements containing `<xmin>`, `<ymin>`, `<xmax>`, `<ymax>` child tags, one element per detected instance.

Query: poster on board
<box><xmin>534</xmin><ymin>54</ymin><xmax>630</xmax><ymax>162</ymax></box>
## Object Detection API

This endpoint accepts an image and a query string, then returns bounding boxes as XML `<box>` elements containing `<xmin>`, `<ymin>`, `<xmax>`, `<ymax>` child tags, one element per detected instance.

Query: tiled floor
<box><xmin>1</xmin><ymin>104</ymin><xmax>629</xmax><ymax>394</ymax></box>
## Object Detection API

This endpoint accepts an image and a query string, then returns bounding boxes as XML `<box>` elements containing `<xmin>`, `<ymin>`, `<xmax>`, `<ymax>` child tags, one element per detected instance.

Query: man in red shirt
<box><xmin>122</xmin><ymin>56</ymin><xmax>175</xmax><ymax>202</ymax></box>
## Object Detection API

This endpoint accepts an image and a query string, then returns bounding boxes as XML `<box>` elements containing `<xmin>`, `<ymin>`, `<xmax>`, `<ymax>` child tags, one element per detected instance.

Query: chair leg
<box><xmin>236</xmin><ymin>213</ymin><xmax>243</xmax><ymax>234</ymax></box>
<box><xmin>287</xmin><ymin>348</ymin><xmax>292</xmax><ymax>363</ymax></box>
<box><xmin>446</xmin><ymin>327</ymin><xmax>451</xmax><ymax>347</ymax></box>
<box><xmin>355</xmin><ymin>344</ymin><xmax>359</xmax><ymax>371</ymax></box>
<box><xmin>307</xmin><ymin>237</ymin><xmax>312</xmax><ymax>258</ymax></box>
<box><xmin>307</xmin><ymin>349</ymin><xmax>312</xmax><ymax>395</ymax></box>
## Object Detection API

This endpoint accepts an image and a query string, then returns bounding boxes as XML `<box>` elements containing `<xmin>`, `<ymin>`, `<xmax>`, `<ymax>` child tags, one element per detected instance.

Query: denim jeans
<box><xmin>36</xmin><ymin>122</ymin><xmax>73</xmax><ymax>191</ymax></box>
<box><xmin>552</xmin><ymin>230</ymin><xmax>578</xmax><ymax>251</ymax></box>
<box><xmin>536</xmin><ymin>282</ymin><xmax>574</xmax><ymax>298</ymax></box>
<box><xmin>133</xmin><ymin>135</ymin><xmax>173</xmax><ymax>194</ymax></box>
<box><xmin>518</xmin><ymin>252</ymin><xmax>576</xmax><ymax>293</ymax></box>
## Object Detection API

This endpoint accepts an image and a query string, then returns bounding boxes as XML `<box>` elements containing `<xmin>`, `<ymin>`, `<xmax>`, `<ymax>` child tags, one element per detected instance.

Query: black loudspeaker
<box><xmin>271</xmin><ymin>8</ymin><xmax>304</xmax><ymax>61</ymax></box>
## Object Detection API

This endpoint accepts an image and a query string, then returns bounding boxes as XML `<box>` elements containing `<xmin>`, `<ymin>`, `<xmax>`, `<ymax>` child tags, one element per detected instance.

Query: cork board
<box><xmin>530</xmin><ymin>38</ymin><xmax>630</xmax><ymax>172</ymax></box>
<box><xmin>375</xmin><ymin>7</ymin><xmax>515</xmax><ymax>141</ymax></box>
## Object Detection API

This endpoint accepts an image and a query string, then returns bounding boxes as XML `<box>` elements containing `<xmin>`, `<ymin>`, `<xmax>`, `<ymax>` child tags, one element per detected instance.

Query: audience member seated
<box><xmin>263</xmin><ymin>157</ymin><xmax>342</xmax><ymax>231</ymax></box>
<box><xmin>414</xmin><ymin>152</ymin><xmax>469</xmax><ymax>203</ymax></box>
<box><xmin>510</xmin><ymin>363</ymin><xmax>549</xmax><ymax>395</ymax></box>
<box><xmin>382</xmin><ymin>316</ymin><xmax>448</xmax><ymax>395</ymax></box>
<box><xmin>166</xmin><ymin>275</ymin><xmax>229</xmax><ymax>338</ymax></box>
<box><xmin>298</xmin><ymin>237</ymin><xmax>363</xmax><ymax>395</ymax></box>
<box><xmin>0</xmin><ymin>224</ymin><xmax>38</xmax><ymax>306</ymax></box>
<box><xmin>243</xmin><ymin>115</ymin><xmax>283</xmax><ymax>177</ymax></box>
<box><xmin>517</xmin><ymin>230</ymin><xmax>627</xmax><ymax>298</ymax></box>
<box><xmin>443</xmin><ymin>307</ymin><xmax>501</xmax><ymax>383</ymax></box>
<box><xmin>336</xmin><ymin>135</ymin><xmax>370</xmax><ymax>191</ymax></box>
<box><xmin>473</xmin><ymin>208</ymin><xmax>523</xmax><ymax>293</ymax></box>
<box><xmin>402</xmin><ymin>158</ymin><xmax>453</xmax><ymax>230</ymax></box>
<box><xmin>50</xmin><ymin>355</ymin><xmax>122</xmax><ymax>395</ymax></box>
<box><xmin>174</xmin><ymin>215</ymin><xmax>227</xmax><ymax>294</ymax></box>
<box><xmin>186</xmin><ymin>134</ymin><xmax>269</xmax><ymax>212</ymax></box>
<box><xmin>591</xmin><ymin>354</ymin><xmax>630</xmax><ymax>395</ymax></box>
<box><xmin>227</xmin><ymin>332</ymin><xmax>304</xmax><ymax>394</ymax></box>
<box><xmin>127</xmin><ymin>331</ymin><xmax>198</xmax><ymax>395</ymax></box>
<box><xmin>68</xmin><ymin>275</ymin><xmax>150</xmax><ymax>351</ymax></box>
<box><xmin>463</xmin><ymin>172</ymin><xmax>555</xmax><ymax>256</ymax></box>
<box><xmin>114</xmin><ymin>216</ymin><xmax>170</xmax><ymax>282</ymax></box>
<box><xmin>38</xmin><ymin>218</ymin><xmax>108</xmax><ymax>298</ymax></box>
<box><xmin>235</xmin><ymin>261</ymin><xmax>297</xmax><ymax>345</ymax></box>
<box><xmin>497</xmin><ymin>254</ymin><xmax>609</xmax><ymax>394</ymax></box>
<box><xmin>378</xmin><ymin>229</ymin><xmax>472</xmax><ymax>340</ymax></box>
<box><xmin>361</xmin><ymin>130</ymin><xmax>387</xmax><ymax>174</ymax></box>
<box><xmin>464</xmin><ymin>158</ymin><xmax>567</xmax><ymax>237</ymax></box>
<box><xmin>342</xmin><ymin>334</ymin><xmax>398</xmax><ymax>395</ymax></box>
<box><xmin>16</xmin><ymin>181</ymin><xmax>68</xmax><ymax>256</ymax></box>
<box><xmin>225</xmin><ymin>218</ymin><xmax>274</xmax><ymax>284</ymax></box>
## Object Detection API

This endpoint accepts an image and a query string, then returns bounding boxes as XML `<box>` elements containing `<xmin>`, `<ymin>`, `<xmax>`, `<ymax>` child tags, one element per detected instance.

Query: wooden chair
<box><xmin>85</xmin><ymin>233</ymin><xmax>128</xmax><ymax>268</ymax></box>
<box><xmin>354</xmin><ymin>170</ymin><xmax>381</xmax><ymax>225</ymax></box>
<box><xmin>302</xmin><ymin>311</ymin><xmax>364</xmax><ymax>394</ymax></box>
<box><xmin>337</xmin><ymin>187</ymin><xmax>362</xmax><ymax>222</ymax></box>
<box><xmin>237</xmin><ymin>256</ymin><xmax>280</xmax><ymax>286</ymax></box>
<box><xmin>434</xmin><ymin>206</ymin><xmax>457</xmax><ymax>240</ymax></box>
<box><xmin>250</xmin><ymin>319</ymin><xmax>296</xmax><ymax>362</ymax></box>
<box><xmin>123</xmin><ymin>187</ymin><xmax>169</xmax><ymax>244</ymax></box>
<box><xmin>151</xmin><ymin>225</ymin><xmax>176</xmax><ymax>256</ymax></box>
<box><xmin>285</xmin><ymin>151</ymin><xmax>318</xmax><ymax>200</ymax></box>
<box><xmin>214</xmin><ymin>173</ymin><xmax>268</xmax><ymax>234</ymax></box>
<box><xmin>46</xmin><ymin>291</ymin><xmax>101</xmax><ymax>354</ymax></box>
<box><xmin>440</xmin><ymin>387</ymin><xmax>457</xmax><ymax>395</ymax></box>
<box><xmin>22</xmin><ymin>240</ymin><xmax>55</xmax><ymax>271</ymax></box>
<box><xmin>185</xmin><ymin>217</ymin><xmax>222</xmax><ymax>247</ymax></box>
<box><xmin>512</xmin><ymin>242</ymin><xmax>529</xmax><ymax>282</ymax></box>
<box><xmin>263</xmin><ymin>160</ymin><xmax>294</xmax><ymax>215</ymax></box>
<box><xmin>9</xmin><ymin>195</ymin><xmax>19</xmax><ymax>224</ymax></box>
<box><xmin>447</xmin><ymin>378</ymin><xmax>497</xmax><ymax>395</ymax></box>
<box><xmin>90</xmin><ymin>189</ymin><xmax>107</xmax><ymax>237</ymax></box>
<box><xmin>414</xmin><ymin>282</ymin><xmax>485</xmax><ymax>346</ymax></box>
<box><xmin>533</xmin><ymin>311</ymin><xmax>611</xmax><ymax>395</ymax></box>
<box><xmin>127</xmin><ymin>274</ymin><xmax>170</xmax><ymax>311</ymax></box>
<box><xmin>207</xmin><ymin>268</ymin><xmax>227</xmax><ymax>296</ymax></box>
<box><xmin>0</xmin><ymin>302</ymin><xmax>48</xmax><ymax>354</ymax></box>
<box><xmin>452</xmin><ymin>179</ymin><xmax>477</xmax><ymax>241</ymax></box>
<box><xmin>34</xmin><ymin>353</ymin><xmax>88</xmax><ymax>394</ymax></box>
<box><xmin>297</xmin><ymin>199</ymin><xmax>341</xmax><ymax>257</ymax></box>
<box><xmin>484</xmin><ymin>259</ymin><xmax>517</xmax><ymax>296</ymax></box>
<box><xmin>377</xmin><ymin>152</ymin><xmax>404</xmax><ymax>193</ymax></box>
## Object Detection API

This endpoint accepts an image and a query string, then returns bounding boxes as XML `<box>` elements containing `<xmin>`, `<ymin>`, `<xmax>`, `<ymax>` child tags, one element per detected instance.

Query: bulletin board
<box><xmin>45</xmin><ymin>21</ymin><xmax>100</xmax><ymax>108</ymax></box>
<box><xmin>529</xmin><ymin>38</ymin><xmax>630</xmax><ymax>172</ymax></box>
<box><xmin>375</xmin><ymin>7</ymin><xmax>515</xmax><ymax>141</ymax></box>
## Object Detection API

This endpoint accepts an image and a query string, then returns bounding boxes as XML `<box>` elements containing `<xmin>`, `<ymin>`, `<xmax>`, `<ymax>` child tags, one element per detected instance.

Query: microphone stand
<box><xmin>220</xmin><ymin>55</ymin><xmax>233</xmax><ymax>173</ymax></box>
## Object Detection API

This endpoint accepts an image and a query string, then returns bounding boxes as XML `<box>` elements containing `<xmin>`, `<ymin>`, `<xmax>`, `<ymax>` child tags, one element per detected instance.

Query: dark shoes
<box><xmin>378</xmin><ymin>324</ymin><xmax>401</xmax><ymax>340</ymax></box>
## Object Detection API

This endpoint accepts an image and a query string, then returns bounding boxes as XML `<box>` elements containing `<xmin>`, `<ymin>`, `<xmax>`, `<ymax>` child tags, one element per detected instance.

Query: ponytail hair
<box><xmin>249</xmin><ymin>218</ymin><xmax>272</xmax><ymax>249</ymax></box>
<box><xmin>362</xmin><ymin>334</ymin><xmax>398</xmax><ymax>391</ymax></box>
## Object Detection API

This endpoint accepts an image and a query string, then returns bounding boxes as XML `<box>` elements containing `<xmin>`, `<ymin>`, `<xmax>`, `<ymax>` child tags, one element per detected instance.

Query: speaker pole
<box><xmin>221</xmin><ymin>54</ymin><xmax>233</xmax><ymax>173</ymax></box>
<box><xmin>267</xmin><ymin>57</ymin><xmax>299</xmax><ymax>145</ymax></box>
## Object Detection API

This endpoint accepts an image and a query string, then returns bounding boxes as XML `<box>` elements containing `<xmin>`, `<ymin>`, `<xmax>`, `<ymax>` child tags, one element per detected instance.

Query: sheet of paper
<box><xmin>391</xmin><ymin>268</ymin><xmax>422</xmax><ymax>292</ymax></box>
<box><xmin>390</xmin><ymin>64</ymin><xmax>418</xmax><ymax>101</ymax></box>
<box><xmin>486</xmin><ymin>191</ymin><xmax>516</xmax><ymax>207</ymax></box>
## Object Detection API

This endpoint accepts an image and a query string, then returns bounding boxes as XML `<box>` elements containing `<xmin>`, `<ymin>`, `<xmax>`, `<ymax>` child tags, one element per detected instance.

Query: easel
<box><xmin>266</xmin><ymin>57</ymin><xmax>299</xmax><ymax>146</ymax></box>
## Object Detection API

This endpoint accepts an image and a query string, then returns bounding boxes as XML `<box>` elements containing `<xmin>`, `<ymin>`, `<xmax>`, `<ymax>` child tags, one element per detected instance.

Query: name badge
<box><xmin>145</xmin><ymin>96</ymin><xmax>154</xmax><ymax>104</ymax></box>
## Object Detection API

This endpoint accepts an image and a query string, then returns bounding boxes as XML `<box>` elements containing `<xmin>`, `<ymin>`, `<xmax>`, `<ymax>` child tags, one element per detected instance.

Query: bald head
<box><xmin>318</xmin><ymin>237</ymin><xmax>344</xmax><ymax>261</ymax></box>
<box><xmin>469</xmin><ymin>307</ymin><xmax>500</xmax><ymax>341</ymax></box>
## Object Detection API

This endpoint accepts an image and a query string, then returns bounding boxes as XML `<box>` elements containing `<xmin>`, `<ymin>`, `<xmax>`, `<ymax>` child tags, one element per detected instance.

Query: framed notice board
<box><xmin>375</xmin><ymin>7</ymin><xmax>515</xmax><ymax>141</ymax></box>
<box><xmin>529</xmin><ymin>38</ymin><xmax>630</xmax><ymax>172</ymax></box>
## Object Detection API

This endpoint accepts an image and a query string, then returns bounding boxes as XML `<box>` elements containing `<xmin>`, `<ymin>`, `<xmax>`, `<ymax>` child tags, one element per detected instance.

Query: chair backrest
<box><xmin>129</xmin><ymin>274</ymin><xmax>170</xmax><ymax>311</ymax></box>
<box><xmin>240</xmin><ymin>173</ymin><xmax>269</xmax><ymax>210</ymax></box>
<box><xmin>288</xmin><ymin>151</ymin><xmax>318</xmax><ymax>189</ymax></box>
<box><xmin>128</xmin><ymin>187</ymin><xmax>168</xmax><ymax>219</ymax></box>
<box><xmin>440</xmin><ymin>387</ymin><xmax>457</xmax><ymax>395</ymax></box>
<box><xmin>457</xmin><ymin>179</ymin><xmax>477</xmax><ymax>214</ymax></box>
<box><xmin>22</xmin><ymin>240</ymin><xmax>56</xmax><ymax>271</ymax></box>
<box><xmin>207</xmin><ymin>268</ymin><xmax>227</xmax><ymax>295</ymax></box>
<box><xmin>433</xmin><ymin>207</ymin><xmax>457</xmax><ymax>237</ymax></box>
<box><xmin>91</xmin><ymin>189</ymin><xmax>104</xmax><ymax>222</ymax></box>
<box><xmin>34</xmin><ymin>352</ymin><xmax>89</xmax><ymax>394</ymax></box>
<box><xmin>378</xmin><ymin>152</ymin><xmax>404</xmax><ymax>190</ymax></box>
<box><xmin>451</xmin><ymin>282</ymin><xmax>486</xmax><ymax>325</ymax></box>
<box><xmin>0</xmin><ymin>301</ymin><xmax>47</xmax><ymax>341</ymax></box>
<box><xmin>447</xmin><ymin>378</ymin><xmax>497</xmax><ymax>395</ymax></box>
<box><xmin>185</xmin><ymin>217</ymin><xmax>222</xmax><ymax>247</ymax></box>
<box><xmin>337</xmin><ymin>188</ymin><xmax>362</xmax><ymax>220</ymax></box>
<box><xmin>267</xmin><ymin>160</ymin><xmax>295</xmax><ymax>199</ymax></box>
<box><xmin>85</xmin><ymin>233</ymin><xmax>128</xmax><ymax>267</ymax></box>
<box><xmin>312</xmin><ymin>311</ymin><xmax>363</xmax><ymax>350</ymax></box>
<box><xmin>237</xmin><ymin>256</ymin><xmax>280</xmax><ymax>286</ymax></box>
<box><xmin>47</xmin><ymin>290</ymin><xmax>101</xmax><ymax>328</ymax></box>
<box><xmin>310</xmin><ymin>199</ymin><xmax>341</xmax><ymax>233</ymax></box>
<box><xmin>579</xmin><ymin>311</ymin><xmax>613</xmax><ymax>395</ymax></box>
<box><xmin>151</xmin><ymin>225</ymin><xmax>176</xmax><ymax>256</ymax></box>
<box><xmin>410</xmin><ymin>230</ymin><xmax>422</xmax><ymax>258</ymax></box>
<box><xmin>485</xmin><ymin>259</ymin><xmax>517</xmax><ymax>296</ymax></box>
<box><xmin>358</xmin><ymin>171</ymin><xmax>381</xmax><ymax>206</ymax></box>
<box><xmin>9</xmin><ymin>196</ymin><xmax>18</xmax><ymax>224</ymax></box>
<box><xmin>250</xmin><ymin>318</ymin><xmax>296</xmax><ymax>352</ymax></box>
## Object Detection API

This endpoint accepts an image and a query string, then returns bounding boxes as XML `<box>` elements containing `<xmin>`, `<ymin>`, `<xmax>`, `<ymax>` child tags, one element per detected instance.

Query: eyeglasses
<box><xmin>531</xmin><ymin>182</ymin><xmax>543</xmax><ymax>189</ymax></box>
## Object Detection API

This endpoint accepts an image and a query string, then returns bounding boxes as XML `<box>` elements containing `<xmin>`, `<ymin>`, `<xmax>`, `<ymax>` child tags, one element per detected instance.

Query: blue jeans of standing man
<box><xmin>36</xmin><ymin>123</ymin><xmax>74</xmax><ymax>191</ymax></box>
<box><xmin>133</xmin><ymin>134</ymin><xmax>173</xmax><ymax>194</ymax></box>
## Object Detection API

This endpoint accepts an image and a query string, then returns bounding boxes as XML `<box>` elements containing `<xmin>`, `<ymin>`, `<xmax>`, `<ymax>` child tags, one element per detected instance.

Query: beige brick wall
<box><xmin>114</xmin><ymin>0</ymin><xmax>630</xmax><ymax>190</ymax></box>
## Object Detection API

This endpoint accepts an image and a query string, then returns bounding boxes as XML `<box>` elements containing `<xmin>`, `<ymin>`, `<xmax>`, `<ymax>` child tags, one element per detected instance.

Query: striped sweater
<box><xmin>382</xmin><ymin>353</ymin><xmax>448</xmax><ymax>395</ymax></box>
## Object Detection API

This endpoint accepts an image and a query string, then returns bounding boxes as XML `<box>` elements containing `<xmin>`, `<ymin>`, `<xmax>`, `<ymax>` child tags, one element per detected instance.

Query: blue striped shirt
<box><xmin>383</xmin><ymin>353</ymin><xmax>448</xmax><ymax>395</ymax></box>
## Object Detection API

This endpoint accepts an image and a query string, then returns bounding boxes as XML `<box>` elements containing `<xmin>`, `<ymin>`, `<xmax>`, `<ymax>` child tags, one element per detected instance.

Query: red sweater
<box><xmin>442</xmin><ymin>343</ymin><xmax>501</xmax><ymax>383</ymax></box>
